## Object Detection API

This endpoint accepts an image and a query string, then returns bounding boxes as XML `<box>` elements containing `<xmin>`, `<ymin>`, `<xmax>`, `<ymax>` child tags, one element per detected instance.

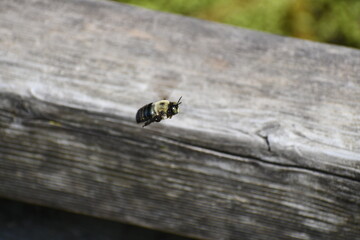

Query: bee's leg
<box><xmin>143</xmin><ymin>119</ymin><xmax>154</xmax><ymax>127</ymax></box>
<box><xmin>159</xmin><ymin>111</ymin><xmax>167</xmax><ymax>120</ymax></box>
<box><xmin>154</xmin><ymin>115</ymin><xmax>162</xmax><ymax>122</ymax></box>
<box><xmin>142</xmin><ymin>116</ymin><xmax>162</xmax><ymax>127</ymax></box>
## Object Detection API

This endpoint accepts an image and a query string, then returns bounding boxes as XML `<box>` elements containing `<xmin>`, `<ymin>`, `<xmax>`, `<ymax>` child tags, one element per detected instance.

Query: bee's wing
<box><xmin>148</xmin><ymin>72</ymin><xmax>182</xmax><ymax>100</ymax></box>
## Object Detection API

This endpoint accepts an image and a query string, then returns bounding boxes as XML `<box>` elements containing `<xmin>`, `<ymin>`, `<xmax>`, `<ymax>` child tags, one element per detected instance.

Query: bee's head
<box><xmin>168</xmin><ymin>96</ymin><xmax>182</xmax><ymax>117</ymax></box>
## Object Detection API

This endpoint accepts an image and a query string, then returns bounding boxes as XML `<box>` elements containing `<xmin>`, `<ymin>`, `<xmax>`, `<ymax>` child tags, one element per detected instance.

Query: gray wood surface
<box><xmin>0</xmin><ymin>0</ymin><xmax>360</xmax><ymax>239</ymax></box>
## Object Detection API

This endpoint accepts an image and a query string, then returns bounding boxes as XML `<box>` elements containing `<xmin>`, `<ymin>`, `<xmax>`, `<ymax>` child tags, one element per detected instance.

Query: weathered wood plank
<box><xmin>0</xmin><ymin>0</ymin><xmax>360</xmax><ymax>239</ymax></box>
<box><xmin>1</xmin><ymin>92</ymin><xmax>359</xmax><ymax>239</ymax></box>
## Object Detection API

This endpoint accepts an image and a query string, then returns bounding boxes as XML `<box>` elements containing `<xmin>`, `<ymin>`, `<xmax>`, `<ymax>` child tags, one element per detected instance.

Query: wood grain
<box><xmin>0</xmin><ymin>0</ymin><xmax>360</xmax><ymax>239</ymax></box>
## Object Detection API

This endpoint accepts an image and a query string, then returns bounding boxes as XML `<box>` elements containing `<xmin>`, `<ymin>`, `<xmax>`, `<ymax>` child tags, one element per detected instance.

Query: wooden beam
<box><xmin>0</xmin><ymin>0</ymin><xmax>359</xmax><ymax>239</ymax></box>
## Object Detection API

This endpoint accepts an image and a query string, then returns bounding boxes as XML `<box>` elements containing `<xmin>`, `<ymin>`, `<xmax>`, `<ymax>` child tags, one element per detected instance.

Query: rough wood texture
<box><xmin>1</xmin><ymin>0</ymin><xmax>360</xmax><ymax>239</ymax></box>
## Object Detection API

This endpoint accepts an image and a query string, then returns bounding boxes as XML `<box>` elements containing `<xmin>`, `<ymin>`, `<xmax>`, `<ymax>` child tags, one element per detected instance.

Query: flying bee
<box><xmin>136</xmin><ymin>96</ymin><xmax>182</xmax><ymax>127</ymax></box>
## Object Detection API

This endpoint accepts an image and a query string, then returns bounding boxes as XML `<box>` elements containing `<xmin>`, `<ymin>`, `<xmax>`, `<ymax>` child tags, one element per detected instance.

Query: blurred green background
<box><xmin>114</xmin><ymin>0</ymin><xmax>360</xmax><ymax>49</ymax></box>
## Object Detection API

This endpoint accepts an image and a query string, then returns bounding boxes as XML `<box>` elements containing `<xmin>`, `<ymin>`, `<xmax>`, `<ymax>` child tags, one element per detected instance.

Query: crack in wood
<box><xmin>154</xmin><ymin>135</ymin><xmax>360</xmax><ymax>184</ymax></box>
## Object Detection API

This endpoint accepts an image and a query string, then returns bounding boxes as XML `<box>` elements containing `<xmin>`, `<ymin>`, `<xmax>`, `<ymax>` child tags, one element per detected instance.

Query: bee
<box><xmin>136</xmin><ymin>97</ymin><xmax>182</xmax><ymax>127</ymax></box>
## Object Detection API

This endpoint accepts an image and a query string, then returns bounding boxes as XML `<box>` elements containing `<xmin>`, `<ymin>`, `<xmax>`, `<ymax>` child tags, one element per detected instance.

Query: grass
<box><xmin>114</xmin><ymin>0</ymin><xmax>360</xmax><ymax>49</ymax></box>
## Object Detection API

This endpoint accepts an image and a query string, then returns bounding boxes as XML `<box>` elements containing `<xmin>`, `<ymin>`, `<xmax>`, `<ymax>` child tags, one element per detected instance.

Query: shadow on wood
<box><xmin>0</xmin><ymin>197</ymin><xmax>192</xmax><ymax>240</ymax></box>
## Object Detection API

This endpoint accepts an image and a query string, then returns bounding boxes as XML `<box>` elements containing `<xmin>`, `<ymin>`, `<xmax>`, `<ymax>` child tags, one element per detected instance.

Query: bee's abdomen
<box><xmin>136</xmin><ymin>103</ymin><xmax>153</xmax><ymax>123</ymax></box>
